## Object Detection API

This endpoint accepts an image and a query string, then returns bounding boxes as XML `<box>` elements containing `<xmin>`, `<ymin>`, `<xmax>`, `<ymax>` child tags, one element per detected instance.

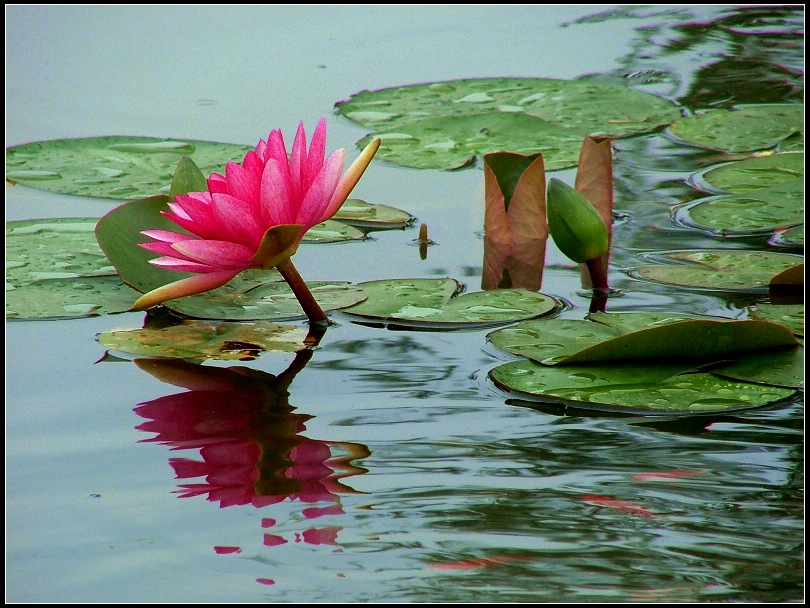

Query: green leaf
<box><xmin>487</xmin><ymin>311</ymin><xmax>798</xmax><ymax>365</ymax></box>
<box><xmin>747</xmin><ymin>303</ymin><xmax>804</xmax><ymax>336</ymax></box>
<box><xmin>5</xmin><ymin>136</ymin><xmax>251</xmax><ymax>199</ymax></box>
<box><xmin>6</xmin><ymin>275</ymin><xmax>141</xmax><ymax>320</ymax></box>
<box><xmin>169</xmin><ymin>156</ymin><xmax>208</xmax><ymax>195</ymax></box>
<box><xmin>490</xmin><ymin>359</ymin><xmax>798</xmax><ymax>415</ymax></box>
<box><xmin>164</xmin><ymin>272</ymin><xmax>368</xmax><ymax>321</ymax></box>
<box><xmin>336</xmin><ymin>77</ymin><xmax>680</xmax><ymax>171</ymax></box>
<box><xmin>768</xmin><ymin>224</ymin><xmax>804</xmax><ymax>249</ymax></box>
<box><xmin>303</xmin><ymin>219</ymin><xmax>366</xmax><ymax>243</ymax></box>
<box><xmin>340</xmin><ymin>278</ymin><xmax>562</xmax><ymax>328</ymax></box>
<box><xmin>696</xmin><ymin>152</ymin><xmax>803</xmax><ymax>194</ymax></box>
<box><xmin>334</xmin><ymin>198</ymin><xmax>415</xmax><ymax>229</ymax></box>
<box><xmin>97</xmin><ymin>319</ymin><xmax>309</xmax><ymax>361</ymax></box>
<box><xmin>708</xmin><ymin>345</ymin><xmax>804</xmax><ymax>389</ymax></box>
<box><xmin>630</xmin><ymin>249</ymin><xmax>804</xmax><ymax>292</ymax></box>
<box><xmin>667</xmin><ymin>104</ymin><xmax>803</xmax><ymax>153</ymax></box>
<box><xmin>671</xmin><ymin>179</ymin><xmax>803</xmax><ymax>236</ymax></box>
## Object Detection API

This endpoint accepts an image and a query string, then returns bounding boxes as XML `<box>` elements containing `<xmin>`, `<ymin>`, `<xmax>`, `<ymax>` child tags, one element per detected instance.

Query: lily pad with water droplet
<box><xmin>487</xmin><ymin>311</ymin><xmax>798</xmax><ymax>365</ymax></box>
<box><xmin>339</xmin><ymin>278</ymin><xmax>562</xmax><ymax>329</ymax></box>
<box><xmin>5</xmin><ymin>136</ymin><xmax>252</xmax><ymax>200</ymax></box>
<box><xmin>336</xmin><ymin>77</ymin><xmax>680</xmax><ymax>171</ymax></box>
<box><xmin>747</xmin><ymin>303</ymin><xmax>804</xmax><ymax>337</ymax></box>
<box><xmin>694</xmin><ymin>152</ymin><xmax>803</xmax><ymax>194</ymax></box>
<box><xmin>97</xmin><ymin>319</ymin><xmax>309</xmax><ymax>361</ymax></box>
<box><xmin>6</xmin><ymin>275</ymin><xmax>141</xmax><ymax>320</ymax></box>
<box><xmin>671</xmin><ymin>178</ymin><xmax>803</xmax><ymax>237</ymax></box>
<box><xmin>489</xmin><ymin>359</ymin><xmax>798</xmax><ymax>415</ymax></box>
<box><xmin>629</xmin><ymin>249</ymin><xmax>804</xmax><ymax>292</ymax></box>
<box><xmin>667</xmin><ymin>104</ymin><xmax>803</xmax><ymax>153</ymax></box>
<box><xmin>708</xmin><ymin>344</ymin><xmax>804</xmax><ymax>389</ymax></box>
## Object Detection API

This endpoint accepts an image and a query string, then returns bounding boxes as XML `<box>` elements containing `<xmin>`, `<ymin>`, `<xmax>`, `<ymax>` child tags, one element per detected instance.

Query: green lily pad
<box><xmin>707</xmin><ymin>344</ymin><xmax>804</xmax><ymax>389</ymax></box>
<box><xmin>489</xmin><ymin>359</ymin><xmax>798</xmax><ymax>415</ymax></box>
<box><xmin>97</xmin><ymin>319</ymin><xmax>309</xmax><ymax>361</ymax></box>
<box><xmin>165</xmin><ymin>272</ymin><xmax>368</xmax><ymax>321</ymax></box>
<box><xmin>629</xmin><ymin>249</ymin><xmax>804</xmax><ymax>292</ymax></box>
<box><xmin>5</xmin><ymin>136</ymin><xmax>252</xmax><ymax>200</ymax></box>
<box><xmin>336</xmin><ymin>77</ymin><xmax>680</xmax><ymax>171</ymax></box>
<box><xmin>6</xmin><ymin>218</ymin><xmax>116</xmax><ymax>287</ymax></box>
<box><xmin>6</xmin><ymin>275</ymin><xmax>141</xmax><ymax>320</ymax></box>
<box><xmin>334</xmin><ymin>198</ymin><xmax>415</xmax><ymax>229</ymax></box>
<box><xmin>303</xmin><ymin>219</ymin><xmax>366</xmax><ymax>243</ymax></box>
<box><xmin>671</xmin><ymin>179</ymin><xmax>803</xmax><ymax>237</ymax></box>
<box><xmin>695</xmin><ymin>152</ymin><xmax>803</xmax><ymax>194</ymax></box>
<box><xmin>357</xmin><ymin>112</ymin><xmax>584</xmax><ymax>171</ymax></box>
<box><xmin>667</xmin><ymin>104</ymin><xmax>803</xmax><ymax>153</ymax></box>
<box><xmin>487</xmin><ymin>311</ymin><xmax>798</xmax><ymax>365</ymax></box>
<box><xmin>339</xmin><ymin>278</ymin><xmax>562</xmax><ymax>328</ymax></box>
<box><xmin>747</xmin><ymin>303</ymin><xmax>804</xmax><ymax>336</ymax></box>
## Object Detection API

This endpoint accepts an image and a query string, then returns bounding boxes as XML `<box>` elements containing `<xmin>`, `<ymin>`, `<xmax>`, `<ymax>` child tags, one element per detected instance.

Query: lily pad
<box><xmin>667</xmin><ymin>104</ymin><xmax>803</xmax><ymax>153</ymax></box>
<box><xmin>339</xmin><ymin>278</ymin><xmax>562</xmax><ymax>328</ymax></box>
<box><xmin>334</xmin><ymin>198</ymin><xmax>415</xmax><ymax>229</ymax></box>
<box><xmin>671</xmin><ymin>179</ymin><xmax>803</xmax><ymax>237</ymax></box>
<box><xmin>747</xmin><ymin>303</ymin><xmax>804</xmax><ymax>336</ymax></box>
<box><xmin>6</xmin><ymin>218</ymin><xmax>116</xmax><ymax>287</ymax></box>
<box><xmin>707</xmin><ymin>344</ymin><xmax>804</xmax><ymax>389</ymax></box>
<box><xmin>768</xmin><ymin>224</ymin><xmax>804</xmax><ymax>249</ymax></box>
<box><xmin>165</xmin><ymin>273</ymin><xmax>368</xmax><ymax>321</ymax></box>
<box><xmin>97</xmin><ymin>319</ymin><xmax>309</xmax><ymax>361</ymax></box>
<box><xmin>694</xmin><ymin>152</ymin><xmax>803</xmax><ymax>194</ymax></box>
<box><xmin>629</xmin><ymin>249</ymin><xmax>804</xmax><ymax>292</ymax></box>
<box><xmin>489</xmin><ymin>359</ymin><xmax>798</xmax><ymax>415</ymax></box>
<box><xmin>303</xmin><ymin>219</ymin><xmax>366</xmax><ymax>243</ymax></box>
<box><xmin>6</xmin><ymin>275</ymin><xmax>141</xmax><ymax>320</ymax></box>
<box><xmin>5</xmin><ymin>136</ymin><xmax>252</xmax><ymax>200</ymax></box>
<box><xmin>336</xmin><ymin>77</ymin><xmax>679</xmax><ymax>170</ymax></box>
<box><xmin>487</xmin><ymin>311</ymin><xmax>798</xmax><ymax>365</ymax></box>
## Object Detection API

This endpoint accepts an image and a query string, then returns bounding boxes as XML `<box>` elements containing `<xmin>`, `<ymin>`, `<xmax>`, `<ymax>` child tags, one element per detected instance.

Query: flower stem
<box><xmin>586</xmin><ymin>257</ymin><xmax>610</xmax><ymax>313</ymax></box>
<box><xmin>276</xmin><ymin>258</ymin><xmax>328</xmax><ymax>324</ymax></box>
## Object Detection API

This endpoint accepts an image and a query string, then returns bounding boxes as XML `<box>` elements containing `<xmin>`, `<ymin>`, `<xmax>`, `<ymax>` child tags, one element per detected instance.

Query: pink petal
<box><xmin>288</xmin><ymin>121</ymin><xmax>308</xmax><ymax>203</ymax></box>
<box><xmin>132</xmin><ymin>269</ymin><xmax>240</xmax><ymax>310</ymax></box>
<box><xmin>223</xmin><ymin>160</ymin><xmax>261</xmax><ymax>204</ymax></box>
<box><xmin>148</xmin><ymin>256</ymin><xmax>223</xmax><ymax>274</ymax></box>
<box><xmin>260</xmin><ymin>157</ymin><xmax>296</xmax><ymax>225</ymax></box>
<box><xmin>295</xmin><ymin>149</ymin><xmax>344</xmax><ymax>228</ymax></box>
<box><xmin>209</xmin><ymin>192</ymin><xmax>265</xmax><ymax>247</ymax></box>
<box><xmin>141</xmin><ymin>229</ymin><xmax>196</xmax><ymax>244</ymax></box>
<box><xmin>170</xmin><ymin>239</ymin><xmax>256</xmax><ymax>269</ymax></box>
<box><xmin>304</xmin><ymin>118</ymin><xmax>327</xmax><ymax>191</ymax></box>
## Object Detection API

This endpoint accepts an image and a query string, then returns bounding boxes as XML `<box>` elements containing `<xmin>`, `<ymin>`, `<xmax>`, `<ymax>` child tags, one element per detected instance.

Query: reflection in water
<box><xmin>132</xmin><ymin>352</ymin><xmax>370</xmax><ymax>558</ymax></box>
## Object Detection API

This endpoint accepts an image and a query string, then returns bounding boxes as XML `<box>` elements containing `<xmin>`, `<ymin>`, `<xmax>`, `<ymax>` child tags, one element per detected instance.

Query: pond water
<box><xmin>5</xmin><ymin>5</ymin><xmax>804</xmax><ymax>603</ymax></box>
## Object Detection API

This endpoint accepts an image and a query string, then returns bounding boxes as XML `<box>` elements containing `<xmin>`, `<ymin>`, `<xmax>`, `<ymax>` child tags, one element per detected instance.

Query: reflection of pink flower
<box><xmin>133</xmin><ymin>359</ymin><xmax>368</xmax><ymax>511</ymax></box>
<box><xmin>133</xmin><ymin>119</ymin><xmax>380</xmax><ymax>311</ymax></box>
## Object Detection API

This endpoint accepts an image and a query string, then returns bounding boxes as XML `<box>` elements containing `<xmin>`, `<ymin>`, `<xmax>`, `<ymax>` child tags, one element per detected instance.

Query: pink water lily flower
<box><xmin>133</xmin><ymin>118</ymin><xmax>380</xmax><ymax>321</ymax></box>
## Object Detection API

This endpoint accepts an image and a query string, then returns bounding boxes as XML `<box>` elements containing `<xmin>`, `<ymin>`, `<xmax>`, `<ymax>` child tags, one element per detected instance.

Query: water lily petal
<box><xmin>304</xmin><ymin>117</ymin><xmax>327</xmax><ymax>191</ymax></box>
<box><xmin>209</xmin><ymin>192</ymin><xmax>265</xmax><ymax>248</ymax></box>
<box><xmin>170</xmin><ymin>239</ymin><xmax>256</xmax><ymax>269</ymax></box>
<box><xmin>132</xmin><ymin>269</ymin><xmax>240</xmax><ymax>311</ymax></box>
<box><xmin>261</xmin><ymin>157</ymin><xmax>296</xmax><ymax>226</ymax></box>
<box><xmin>296</xmin><ymin>149</ymin><xmax>345</xmax><ymax>227</ymax></box>
<box><xmin>326</xmin><ymin>137</ymin><xmax>381</xmax><ymax>217</ymax></box>
<box><xmin>148</xmin><ymin>256</ymin><xmax>222</xmax><ymax>274</ymax></box>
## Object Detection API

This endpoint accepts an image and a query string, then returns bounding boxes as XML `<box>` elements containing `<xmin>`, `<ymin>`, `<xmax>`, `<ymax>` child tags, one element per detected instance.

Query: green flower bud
<box><xmin>546</xmin><ymin>178</ymin><xmax>609</xmax><ymax>263</ymax></box>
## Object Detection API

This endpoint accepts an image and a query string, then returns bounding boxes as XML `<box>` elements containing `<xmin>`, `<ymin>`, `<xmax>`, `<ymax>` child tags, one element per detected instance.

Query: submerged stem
<box><xmin>276</xmin><ymin>258</ymin><xmax>328</xmax><ymax>325</ymax></box>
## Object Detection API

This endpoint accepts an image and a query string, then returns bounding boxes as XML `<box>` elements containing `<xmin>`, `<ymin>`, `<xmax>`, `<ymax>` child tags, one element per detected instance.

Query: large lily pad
<box><xmin>671</xmin><ymin>179</ymin><xmax>803</xmax><ymax>237</ymax></box>
<box><xmin>487</xmin><ymin>311</ymin><xmax>798</xmax><ymax>365</ymax></box>
<box><xmin>336</xmin><ymin>77</ymin><xmax>679</xmax><ymax>170</ymax></box>
<box><xmin>6</xmin><ymin>275</ymin><xmax>141</xmax><ymax>320</ymax></box>
<box><xmin>629</xmin><ymin>249</ymin><xmax>804</xmax><ymax>292</ymax></box>
<box><xmin>707</xmin><ymin>344</ymin><xmax>804</xmax><ymax>389</ymax></box>
<box><xmin>339</xmin><ymin>278</ymin><xmax>562</xmax><ymax>328</ymax></box>
<box><xmin>489</xmin><ymin>359</ymin><xmax>798</xmax><ymax>415</ymax></box>
<box><xmin>667</xmin><ymin>104</ymin><xmax>803</xmax><ymax>153</ymax></box>
<box><xmin>5</xmin><ymin>136</ymin><xmax>252</xmax><ymax>199</ymax></box>
<box><xmin>747</xmin><ymin>303</ymin><xmax>804</xmax><ymax>337</ymax></box>
<box><xmin>694</xmin><ymin>152</ymin><xmax>803</xmax><ymax>194</ymax></box>
<box><xmin>97</xmin><ymin>319</ymin><xmax>308</xmax><ymax>361</ymax></box>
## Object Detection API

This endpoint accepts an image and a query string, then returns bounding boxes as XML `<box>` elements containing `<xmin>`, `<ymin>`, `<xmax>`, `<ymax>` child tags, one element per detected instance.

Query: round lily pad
<box><xmin>628</xmin><ymin>249</ymin><xmax>804</xmax><ymax>292</ymax></box>
<box><xmin>768</xmin><ymin>224</ymin><xmax>804</xmax><ymax>249</ymax></box>
<box><xmin>489</xmin><ymin>359</ymin><xmax>798</xmax><ymax>416</ymax></box>
<box><xmin>747</xmin><ymin>303</ymin><xmax>804</xmax><ymax>336</ymax></box>
<box><xmin>336</xmin><ymin>77</ymin><xmax>680</xmax><ymax>170</ymax></box>
<box><xmin>671</xmin><ymin>179</ymin><xmax>803</xmax><ymax>237</ymax></box>
<box><xmin>97</xmin><ymin>319</ymin><xmax>309</xmax><ymax>361</ymax></box>
<box><xmin>334</xmin><ymin>199</ymin><xmax>415</xmax><ymax>229</ymax></box>
<box><xmin>667</xmin><ymin>104</ymin><xmax>803</xmax><ymax>153</ymax></box>
<box><xmin>693</xmin><ymin>152</ymin><xmax>803</xmax><ymax>194</ymax></box>
<box><xmin>339</xmin><ymin>277</ymin><xmax>563</xmax><ymax>329</ymax></box>
<box><xmin>5</xmin><ymin>136</ymin><xmax>252</xmax><ymax>200</ymax></box>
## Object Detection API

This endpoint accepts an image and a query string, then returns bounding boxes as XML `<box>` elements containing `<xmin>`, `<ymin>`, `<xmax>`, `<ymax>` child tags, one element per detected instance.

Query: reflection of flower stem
<box><xmin>276</xmin><ymin>257</ymin><xmax>328</xmax><ymax>325</ymax></box>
